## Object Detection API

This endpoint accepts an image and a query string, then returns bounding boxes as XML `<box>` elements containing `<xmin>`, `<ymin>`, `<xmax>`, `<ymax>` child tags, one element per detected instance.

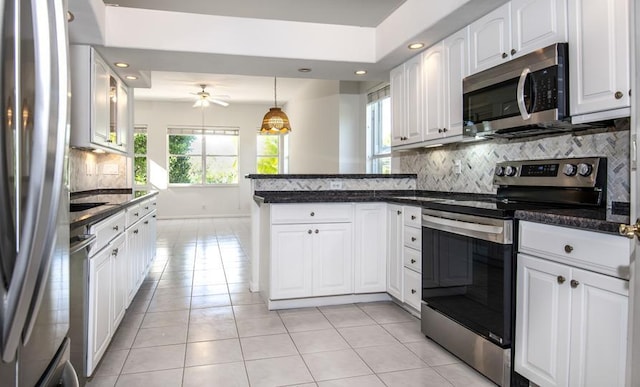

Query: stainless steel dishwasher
<box><xmin>68</xmin><ymin>233</ymin><xmax>96</xmax><ymax>386</ymax></box>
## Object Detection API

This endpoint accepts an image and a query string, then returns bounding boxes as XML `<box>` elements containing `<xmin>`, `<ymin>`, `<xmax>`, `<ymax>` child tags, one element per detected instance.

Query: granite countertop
<box><xmin>253</xmin><ymin>190</ymin><xmax>629</xmax><ymax>235</ymax></box>
<box><xmin>246</xmin><ymin>173</ymin><xmax>416</xmax><ymax>179</ymax></box>
<box><xmin>70</xmin><ymin>189</ymin><xmax>159</xmax><ymax>230</ymax></box>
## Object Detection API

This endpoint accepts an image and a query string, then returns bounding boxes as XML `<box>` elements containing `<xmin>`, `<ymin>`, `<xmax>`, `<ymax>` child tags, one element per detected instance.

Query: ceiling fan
<box><xmin>192</xmin><ymin>84</ymin><xmax>229</xmax><ymax>108</ymax></box>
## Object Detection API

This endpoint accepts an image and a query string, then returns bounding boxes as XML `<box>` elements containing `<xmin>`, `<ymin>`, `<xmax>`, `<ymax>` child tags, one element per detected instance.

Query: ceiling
<box><xmin>67</xmin><ymin>0</ymin><xmax>505</xmax><ymax>105</ymax></box>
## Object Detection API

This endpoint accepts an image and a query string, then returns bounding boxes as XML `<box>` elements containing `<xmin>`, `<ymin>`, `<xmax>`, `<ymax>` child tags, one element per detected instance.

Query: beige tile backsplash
<box><xmin>69</xmin><ymin>148</ymin><xmax>130</xmax><ymax>192</ymax></box>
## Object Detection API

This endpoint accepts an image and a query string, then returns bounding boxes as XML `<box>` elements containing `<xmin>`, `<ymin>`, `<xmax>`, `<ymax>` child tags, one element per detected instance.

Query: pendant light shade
<box><xmin>260</xmin><ymin>77</ymin><xmax>291</xmax><ymax>134</ymax></box>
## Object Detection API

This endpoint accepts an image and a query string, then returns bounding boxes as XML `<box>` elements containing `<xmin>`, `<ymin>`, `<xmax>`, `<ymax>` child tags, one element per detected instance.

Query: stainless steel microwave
<box><xmin>463</xmin><ymin>43</ymin><xmax>569</xmax><ymax>139</ymax></box>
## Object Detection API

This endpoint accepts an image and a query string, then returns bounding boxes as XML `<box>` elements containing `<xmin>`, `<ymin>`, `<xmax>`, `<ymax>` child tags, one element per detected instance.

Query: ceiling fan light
<box><xmin>193</xmin><ymin>99</ymin><xmax>210</xmax><ymax>108</ymax></box>
<box><xmin>260</xmin><ymin>107</ymin><xmax>291</xmax><ymax>134</ymax></box>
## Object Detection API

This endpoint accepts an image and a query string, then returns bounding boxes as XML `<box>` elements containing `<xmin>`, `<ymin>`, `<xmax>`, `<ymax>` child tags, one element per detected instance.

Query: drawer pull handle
<box><xmin>112</xmin><ymin>248</ymin><xmax>119</xmax><ymax>256</ymax></box>
<box><xmin>397</xmin><ymin>210</ymin><xmax>402</xmax><ymax>215</ymax></box>
<box><xmin>112</xmin><ymin>225</ymin><xmax>119</xmax><ymax>231</ymax></box>
<box><xmin>411</xmin><ymin>215</ymin><xmax>416</xmax><ymax>220</ymax></box>
<box><xmin>564</xmin><ymin>245</ymin><xmax>573</xmax><ymax>253</ymax></box>
<box><xmin>510</xmin><ymin>48</ymin><xmax>517</xmax><ymax>55</ymax></box>
<box><xmin>153</xmin><ymin>215</ymin><xmax>157</xmax><ymax>218</ymax></box>
<box><xmin>501</xmin><ymin>52</ymin><xmax>508</xmax><ymax>59</ymax></box>
<box><xmin>133</xmin><ymin>229</ymin><xmax>139</xmax><ymax>234</ymax></box>
<box><xmin>153</xmin><ymin>202</ymin><xmax>157</xmax><ymax>206</ymax></box>
<box><xmin>410</xmin><ymin>259</ymin><xmax>416</xmax><ymax>264</ymax></box>
<box><xmin>308</xmin><ymin>230</ymin><xmax>312</xmax><ymax>234</ymax></box>
<box><xmin>411</xmin><ymin>237</ymin><xmax>417</xmax><ymax>242</ymax></box>
<box><xmin>310</xmin><ymin>212</ymin><xmax>315</xmax><ymax>217</ymax></box>
<box><xmin>144</xmin><ymin>221</ymin><xmax>149</xmax><ymax>225</ymax></box>
<box><xmin>145</xmin><ymin>206</ymin><xmax>149</xmax><ymax>210</ymax></box>
<box><xmin>570</xmin><ymin>280</ymin><xmax>580</xmax><ymax>288</ymax></box>
<box><xmin>557</xmin><ymin>276</ymin><xmax>566</xmax><ymax>284</ymax></box>
<box><xmin>134</xmin><ymin>212</ymin><xmax>139</xmax><ymax>216</ymax></box>
<box><xmin>315</xmin><ymin>229</ymin><xmax>319</xmax><ymax>234</ymax></box>
<box><xmin>411</xmin><ymin>289</ymin><xmax>417</xmax><ymax>294</ymax></box>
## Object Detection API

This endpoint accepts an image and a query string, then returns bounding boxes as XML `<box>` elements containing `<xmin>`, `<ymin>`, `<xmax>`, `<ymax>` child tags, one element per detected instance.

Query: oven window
<box><xmin>422</xmin><ymin>227</ymin><xmax>513</xmax><ymax>347</ymax></box>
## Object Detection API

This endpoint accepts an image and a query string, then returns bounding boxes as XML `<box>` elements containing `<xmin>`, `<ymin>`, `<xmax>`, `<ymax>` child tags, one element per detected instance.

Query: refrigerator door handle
<box><xmin>61</xmin><ymin>361</ymin><xmax>80</xmax><ymax>387</ymax></box>
<box><xmin>1</xmin><ymin>0</ymin><xmax>68</xmax><ymax>362</ymax></box>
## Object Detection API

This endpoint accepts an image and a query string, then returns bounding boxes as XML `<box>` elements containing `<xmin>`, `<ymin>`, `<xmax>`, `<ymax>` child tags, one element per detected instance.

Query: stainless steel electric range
<box><xmin>409</xmin><ymin>157</ymin><xmax>607</xmax><ymax>386</ymax></box>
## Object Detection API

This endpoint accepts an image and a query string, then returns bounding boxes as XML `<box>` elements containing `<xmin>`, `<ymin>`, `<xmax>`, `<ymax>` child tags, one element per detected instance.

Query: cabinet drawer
<box><xmin>403</xmin><ymin>268</ymin><xmax>422</xmax><ymax>310</ymax></box>
<box><xmin>403</xmin><ymin>226</ymin><xmax>421</xmax><ymax>250</ymax></box>
<box><xmin>271</xmin><ymin>203</ymin><xmax>353</xmax><ymax>224</ymax></box>
<box><xmin>139</xmin><ymin>199</ymin><xmax>154</xmax><ymax>217</ymax></box>
<box><xmin>519</xmin><ymin>221</ymin><xmax>632</xmax><ymax>279</ymax></box>
<box><xmin>126</xmin><ymin>204</ymin><xmax>143</xmax><ymax>227</ymax></box>
<box><xmin>89</xmin><ymin>211</ymin><xmax>125</xmax><ymax>256</ymax></box>
<box><xmin>404</xmin><ymin>247</ymin><xmax>421</xmax><ymax>273</ymax></box>
<box><xmin>404</xmin><ymin>206</ymin><xmax>421</xmax><ymax>228</ymax></box>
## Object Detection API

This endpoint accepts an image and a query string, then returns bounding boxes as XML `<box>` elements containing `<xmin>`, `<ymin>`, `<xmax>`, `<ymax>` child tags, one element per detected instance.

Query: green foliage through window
<box><xmin>134</xmin><ymin>129</ymin><xmax>148</xmax><ymax>185</ymax></box>
<box><xmin>257</xmin><ymin>135</ymin><xmax>280</xmax><ymax>174</ymax></box>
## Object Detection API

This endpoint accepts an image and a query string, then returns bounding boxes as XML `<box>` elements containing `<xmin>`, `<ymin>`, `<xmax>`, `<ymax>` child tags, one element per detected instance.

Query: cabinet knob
<box><xmin>442</xmin><ymin>128</ymin><xmax>448</xmax><ymax>133</ymax></box>
<box><xmin>397</xmin><ymin>210</ymin><xmax>402</xmax><ymax>215</ymax></box>
<box><xmin>438</xmin><ymin>128</ymin><xmax>443</xmax><ymax>133</ymax></box>
<box><xmin>307</xmin><ymin>230</ymin><xmax>312</xmax><ymax>234</ymax></box>
<box><xmin>145</xmin><ymin>206</ymin><xmax>149</xmax><ymax>210</ymax></box>
<box><xmin>310</xmin><ymin>212</ymin><xmax>315</xmax><ymax>217</ymax></box>
<box><xmin>615</xmin><ymin>91</ymin><xmax>624</xmax><ymax>99</ymax></box>
<box><xmin>570</xmin><ymin>279</ymin><xmax>580</xmax><ymax>288</ymax></box>
<box><xmin>411</xmin><ymin>215</ymin><xmax>416</xmax><ymax>220</ymax></box>
<box><xmin>315</xmin><ymin>229</ymin><xmax>319</xmax><ymax>234</ymax></box>
<box><xmin>564</xmin><ymin>244</ymin><xmax>573</xmax><ymax>253</ymax></box>
<box><xmin>134</xmin><ymin>229</ymin><xmax>139</xmax><ymax>234</ymax></box>
<box><xmin>411</xmin><ymin>289</ymin><xmax>417</xmax><ymax>294</ymax></box>
<box><xmin>134</xmin><ymin>212</ymin><xmax>139</xmax><ymax>216</ymax></box>
<box><xmin>112</xmin><ymin>248</ymin><xmax>119</xmax><ymax>256</ymax></box>
<box><xmin>411</xmin><ymin>237</ymin><xmax>417</xmax><ymax>242</ymax></box>
<box><xmin>153</xmin><ymin>215</ymin><xmax>156</xmax><ymax>218</ymax></box>
<box><xmin>411</xmin><ymin>259</ymin><xmax>416</xmax><ymax>264</ymax></box>
<box><xmin>501</xmin><ymin>52</ymin><xmax>508</xmax><ymax>59</ymax></box>
<box><xmin>144</xmin><ymin>221</ymin><xmax>149</xmax><ymax>225</ymax></box>
<box><xmin>557</xmin><ymin>275</ymin><xmax>566</xmax><ymax>284</ymax></box>
<box><xmin>510</xmin><ymin>48</ymin><xmax>517</xmax><ymax>55</ymax></box>
<box><xmin>113</xmin><ymin>225</ymin><xmax>119</xmax><ymax>231</ymax></box>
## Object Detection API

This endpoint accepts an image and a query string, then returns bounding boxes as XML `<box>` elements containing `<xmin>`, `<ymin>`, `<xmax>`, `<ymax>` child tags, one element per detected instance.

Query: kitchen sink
<box><xmin>69</xmin><ymin>202</ymin><xmax>107</xmax><ymax>212</ymax></box>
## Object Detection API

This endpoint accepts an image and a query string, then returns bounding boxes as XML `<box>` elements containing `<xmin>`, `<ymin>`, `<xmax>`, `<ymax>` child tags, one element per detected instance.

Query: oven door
<box><xmin>421</xmin><ymin>209</ymin><xmax>513</xmax><ymax>347</ymax></box>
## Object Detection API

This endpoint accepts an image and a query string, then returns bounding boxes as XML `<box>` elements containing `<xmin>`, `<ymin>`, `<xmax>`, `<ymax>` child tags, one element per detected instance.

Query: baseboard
<box><xmin>266</xmin><ymin>293</ymin><xmax>391</xmax><ymax>310</ymax></box>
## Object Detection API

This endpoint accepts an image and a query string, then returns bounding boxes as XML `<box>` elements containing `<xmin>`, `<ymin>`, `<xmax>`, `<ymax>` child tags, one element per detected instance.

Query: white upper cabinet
<box><xmin>511</xmin><ymin>0</ymin><xmax>567</xmax><ymax>58</ymax></box>
<box><xmin>422</xmin><ymin>43</ymin><xmax>445</xmax><ymax>141</ymax></box>
<box><xmin>443</xmin><ymin>27</ymin><xmax>470</xmax><ymax>138</ymax></box>
<box><xmin>391</xmin><ymin>55</ymin><xmax>423</xmax><ymax>146</ymax></box>
<box><xmin>568</xmin><ymin>0</ymin><xmax>630</xmax><ymax>121</ymax></box>
<box><xmin>469</xmin><ymin>2</ymin><xmax>511</xmax><ymax>74</ymax></box>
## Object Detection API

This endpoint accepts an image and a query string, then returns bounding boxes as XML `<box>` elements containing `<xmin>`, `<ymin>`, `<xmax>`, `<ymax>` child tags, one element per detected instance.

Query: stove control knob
<box><xmin>562</xmin><ymin>163</ymin><xmax>577</xmax><ymax>176</ymax></box>
<box><xmin>577</xmin><ymin>163</ymin><xmax>593</xmax><ymax>177</ymax></box>
<box><xmin>505</xmin><ymin>166</ymin><xmax>517</xmax><ymax>177</ymax></box>
<box><xmin>494</xmin><ymin>166</ymin><xmax>505</xmax><ymax>176</ymax></box>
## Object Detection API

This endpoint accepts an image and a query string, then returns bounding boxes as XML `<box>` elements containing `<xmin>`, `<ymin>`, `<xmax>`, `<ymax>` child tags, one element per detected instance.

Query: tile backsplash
<box><xmin>69</xmin><ymin>149</ymin><xmax>130</xmax><ymax>192</ymax></box>
<box><xmin>395</xmin><ymin>130</ymin><xmax>630</xmax><ymax>205</ymax></box>
<box><xmin>251</xmin><ymin>176</ymin><xmax>416</xmax><ymax>191</ymax></box>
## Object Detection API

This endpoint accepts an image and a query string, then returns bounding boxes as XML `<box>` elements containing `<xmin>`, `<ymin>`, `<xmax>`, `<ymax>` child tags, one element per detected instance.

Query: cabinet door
<box><xmin>515</xmin><ymin>254</ymin><xmax>571</xmax><ymax>387</ymax></box>
<box><xmin>568</xmin><ymin>0</ymin><xmax>630</xmax><ymax>116</ymax></box>
<box><xmin>422</xmin><ymin>43</ymin><xmax>445</xmax><ymax>141</ymax></box>
<box><xmin>111</xmin><ymin>235</ymin><xmax>127</xmax><ymax>331</ymax></box>
<box><xmin>126</xmin><ymin>226</ymin><xmax>141</xmax><ymax>304</ymax></box>
<box><xmin>271</xmin><ymin>224</ymin><xmax>313</xmax><ymax>299</ymax></box>
<box><xmin>386</xmin><ymin>205</ymin><xmax>403</xmax><ymax>300</ymax></box>
<box><xmin>87</xmin><ymin>247</ymin><xmax>113</xmax><ymax>376</ymax></box>
<box><xmin>511</xmin><ymin>0</ymin><xmax>567</xmax><ymax>58</ymax></box>
<box><xmin>116</xmin><ymin>83</ymin><xmax>129</xmax><ymax>151</ymax></box>
<box><xmin>312</xmin><ymin>223</ymin><xmax>353</xmax><ymax>296</ymax></box>
<box><xmin>354</xmin><ymin>204</ymin><xmax>387</xmax><ymax>293</ymax></box>
<box><xmin>569</xmin><ymin>267</ymin><xmax>628</xmax><ymax>387</ymax></box>
<box><xmin>443</xmin><ymin>27</ymin><xmax>469</xmax><ymax>137</ymax></box>
<box><xmin>390</xmin><ymin>64</ymin><xmax>406</xmax><ymax>146</ymax></box>
<box><xmin>469</xmin><ymin>2</ymin><xmax>511</xmax><ymax>74</ymax></box>
<box><xmin>403</xmin><ymin>267</ymin><xmax>422</xmax><ymax>310</ymax></box>
<box><xmin>405</xmin><ymin>55</ymin><xmax>423</xmax><ymax>144</ymax></box>
<box><xmin>92</xmin><ymin>57</ymin><xmax>110</xmax><ymax>144</ymax></box>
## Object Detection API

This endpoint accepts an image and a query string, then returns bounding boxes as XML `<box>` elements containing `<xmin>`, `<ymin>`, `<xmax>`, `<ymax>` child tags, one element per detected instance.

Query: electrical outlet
<box><xmin>330</xmin><ymin>181</ymin><xmax>343</xmax><ymax>190</ymax></box>
<box><xmin>453</xmin><ymin>160</ymin><xmax>462</xmax><ymax>174</ymax></box>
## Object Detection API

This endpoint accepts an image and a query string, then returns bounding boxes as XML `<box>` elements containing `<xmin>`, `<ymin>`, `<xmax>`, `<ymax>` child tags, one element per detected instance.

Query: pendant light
<box><xmin>260</xmin><ymin>76</ymin><xmax>291</xmax><ymax>134</ymax></box>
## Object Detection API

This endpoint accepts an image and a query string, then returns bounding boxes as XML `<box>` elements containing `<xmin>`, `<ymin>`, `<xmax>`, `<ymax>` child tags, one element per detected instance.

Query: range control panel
<box><xmin>493</xmin><ymin>157</ymin><xmax>605</xmax><ymax>188</ymax></box>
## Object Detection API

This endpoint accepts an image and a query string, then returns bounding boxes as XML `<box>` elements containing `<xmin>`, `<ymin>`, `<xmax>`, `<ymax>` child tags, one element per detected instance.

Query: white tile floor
<box><xmin>86</xmin><ymin>217</ymin><xmax>496</xmax><ymax>387</ymax></box>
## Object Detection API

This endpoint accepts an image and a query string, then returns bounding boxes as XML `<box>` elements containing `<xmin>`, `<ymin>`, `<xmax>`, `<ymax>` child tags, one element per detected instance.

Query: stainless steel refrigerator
<box><xmin>0</xmin><ymin>0</ymin><xmax>78</xmax><ymax>385</ymax></box>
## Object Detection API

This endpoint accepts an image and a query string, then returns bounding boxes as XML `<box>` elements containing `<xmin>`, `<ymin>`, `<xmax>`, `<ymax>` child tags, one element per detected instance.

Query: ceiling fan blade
<box><xmin>209</xmin><ymin>98</ymin><xmax>229</xmax><ymax>107</ymax></box>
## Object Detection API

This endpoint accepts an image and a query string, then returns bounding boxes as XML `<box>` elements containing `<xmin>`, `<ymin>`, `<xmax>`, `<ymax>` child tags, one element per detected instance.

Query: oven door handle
<box><xmin>422</xmin><ymin>214</ymin><xmax>508</xmax><ymax>243</ymax></box>
<box><xmin>516</xmin><ymin>67</ymin><xmax>531</xmax><ymax>121</ymax></box>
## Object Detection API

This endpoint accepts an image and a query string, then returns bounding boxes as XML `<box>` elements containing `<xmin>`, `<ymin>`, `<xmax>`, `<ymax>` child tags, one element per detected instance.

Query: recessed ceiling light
<box><xmin>355</xmin><ymin>70</ymin><xmax>367</xmax><ymax>75</ymax></box>
<box><xmin>408</xmin><ymin>43</ymin><xmax>425</xmax><ymax>50</ymax></box>
<box><xmin>114</xmin><ymin>62</ymin><xmax>129</xmax><ymax>68</ymax></box>
<box><xmin>125</xmin><ymin>75</ymin><xmax>138</xmax><ymax>80</ymax></box>
<box><xmin>298</xmin><ymin>68</ymin><xmax>312</xmax><ymax>73</ymax></box>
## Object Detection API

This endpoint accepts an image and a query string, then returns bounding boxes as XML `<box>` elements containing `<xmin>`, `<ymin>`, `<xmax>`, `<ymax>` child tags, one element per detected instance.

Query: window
<box><xmin>133</xmin><ymin>125</ymin><xmax>148</xmax><ymax>187</ymax></box>
<box><xmin>167</xmin><ymin>126</ymin><xmax>239</xmax><ymax>185</ymax></box>
<box><xmin>366</xmin><ymin>85</ymin><xmax>391</xmax><ymax>174</ymax></box>
<box><xmin>256</xmin><ymin>134</ymin><xmax>289</xmax><ymax>174</ymax></box>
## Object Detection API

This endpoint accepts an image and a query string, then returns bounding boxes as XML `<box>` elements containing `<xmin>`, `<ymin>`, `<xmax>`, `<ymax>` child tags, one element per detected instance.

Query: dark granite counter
<box><xmin>246</xmin><ymin>174</ymin><xmax>416</xmax><ymax>179</ymax></box>
<box><xmin>253</xmin><ymin>190</ymin><xmax>629</xmax><ymax>235</ymax></box>
<box><xmin>70</xmin><ymin>189</ymin><xmax>159</xmax><ymax>230</ymax></box>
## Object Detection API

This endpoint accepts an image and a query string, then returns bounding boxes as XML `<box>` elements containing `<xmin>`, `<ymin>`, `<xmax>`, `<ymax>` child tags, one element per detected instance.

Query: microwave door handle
<box><xmin>516</xmin><ymin>67</ymin><xmax>531</xmax><ymax>120</ymax></box>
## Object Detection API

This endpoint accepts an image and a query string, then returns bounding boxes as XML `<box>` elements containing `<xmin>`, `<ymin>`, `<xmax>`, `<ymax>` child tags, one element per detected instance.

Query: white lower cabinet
<box><xmin>87</xmin><ymin>243</ymin><xmax>113</xmax><ymax>376</ymax></box>
<box><xmin>386</xmin><ymin>204</ymin><xmax>404</xmax><ymax>300</ymax></box>
<box><xmin>515</xmin><ymin>221</ymin><xmax>629</xmax><ymax>387</ymax></box>
<box><xmin>403</xmin><ymin>268</ymin><xmax>422</xmax><ymax>310</ymax></box>
<box><xmin>311</xmin><ymin>222</ymin><xmax>353</xmax><ymax>296</ymax></box>
<box><xmin>111</xmin><ymin>234</ymin><xmax>128</xmax><ymax>333</ymax></box>
<box><xmin>354</xmin><ymin>203</ymin><xmax>387</xmax><ymax>293</ymax></box>
<box><xmin>270</xmin><ymin>224</ymin><xmax>314</xmax><ymax>299</ymax></box>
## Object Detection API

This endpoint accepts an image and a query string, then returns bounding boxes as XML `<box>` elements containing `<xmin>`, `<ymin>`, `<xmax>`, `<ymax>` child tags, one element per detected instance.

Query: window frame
<box><xmin>366</xmin><ymin>85</ymin><xmax>392</xmax><ymax>174</ymax></box>
<box><xmin>166</xmin><ymin>125</ymin><xmax>240</xmax><ymax>187</ymax></box>
<box><xmin>133</xmin><ymin>125</ymin><xmax>149</xmax><ymax>188</ymax></box>
<box><xmin>256</xmin><ymin>133</ymin><xmax>289</xmax><ymax>174</ymax></box>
